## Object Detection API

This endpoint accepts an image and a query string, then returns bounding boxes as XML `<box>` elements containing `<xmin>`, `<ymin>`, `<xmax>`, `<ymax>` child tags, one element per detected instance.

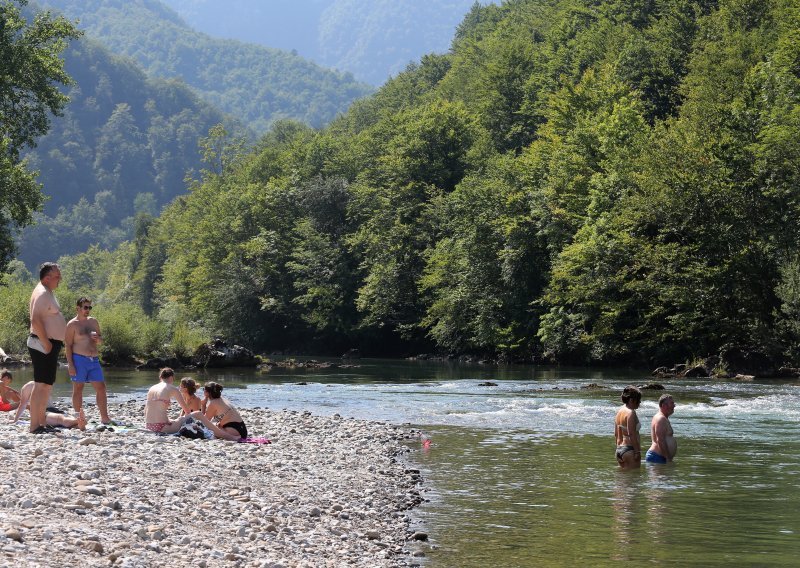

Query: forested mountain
<box><xmin>0</xmin><ymin>0</ymin><xmax>79</xmax><ymax>273</ymax></box>
<box><xmin>51</xmin><ymin>0</ymin><xmax>800</xmax><ymax>367</ymax></box>
<box><xmin>37</xmin><ymin>0</ymin><xmax>373</xmax><ymax>132</ymax></box>
<box><xmin>161</xmin><ymin>0</ymin><xmax>494</xmax><ymax>86</ymax></box>
<box><xmin>17</xmin><ymin>35</ymin><xmax>236</xmax><ymax>268</ymax></box>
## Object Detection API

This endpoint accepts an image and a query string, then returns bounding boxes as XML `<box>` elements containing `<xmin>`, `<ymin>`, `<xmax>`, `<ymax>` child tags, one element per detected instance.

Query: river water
<box><xmin>11</xmin><ymin>359</ymin><xmax>800</xmax><ymax>566</ymax></box>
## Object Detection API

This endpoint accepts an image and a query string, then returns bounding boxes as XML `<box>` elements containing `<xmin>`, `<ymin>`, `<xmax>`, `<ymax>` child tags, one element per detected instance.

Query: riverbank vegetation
<box><xmin>0</xmin><ymin>261</ymin><xmax>207</xmax><ymax>363</ymax></box>
<box><xmin>12</xmin><ymin>0</ymin><xmax>800</xmax><ymax>367</ymax></box>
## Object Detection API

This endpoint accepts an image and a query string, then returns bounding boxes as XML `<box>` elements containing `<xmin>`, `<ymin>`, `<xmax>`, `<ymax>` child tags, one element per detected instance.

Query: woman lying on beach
<box><xmin>144</xmin><ymin>367</ymin><xmax>191</xmax><ymax>434</ymax></box>
<box><xmin>189</xmin><ymin>381</ymin><xmax>248</xmax><ymax>441</ymax></box>
<box><xmin>9</xmin><ymin>380</ymin><xmax>86</xmax><ymax>430</ymax></box>
<box><xmin>179</xmin><ymin>378</ymin><xmax>202</xmax><ymax>415</ymax></box>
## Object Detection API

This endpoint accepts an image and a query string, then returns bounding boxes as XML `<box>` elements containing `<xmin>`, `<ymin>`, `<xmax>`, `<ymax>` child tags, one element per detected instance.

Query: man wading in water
<box><xmin>646</xmin><ymin>394</ymin><xmax>677</xmax><ymax>464</ymax></box>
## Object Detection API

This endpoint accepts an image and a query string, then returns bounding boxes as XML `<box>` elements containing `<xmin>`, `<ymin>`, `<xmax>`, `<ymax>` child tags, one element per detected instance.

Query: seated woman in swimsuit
<box><xmin>0</xmin><ymin>369</ymin><xmax>21</xmax><ymax>410</ymax></box>
<box><xmin>189</xmin><ymin>381</ymin><xmax>248</xmax><ymax>441</ymax></box>
<box><xmin>614</xmin><ymin>385</ymin><xmax>642</xmax><ymax>469</ymax></box>
<box><xmin>144</xmin><ymin>367</ymin><xmax>192</xmax><ymax>434</ymax></box>
<box><xmin>179</xmin><ymin>378</ymin><xmax>202</xmax><ymax>415</ymax></box>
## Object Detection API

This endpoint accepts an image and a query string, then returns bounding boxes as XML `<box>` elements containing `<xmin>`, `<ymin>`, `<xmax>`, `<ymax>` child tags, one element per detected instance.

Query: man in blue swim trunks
<box><xmin>646</xmin><ymin>394</ymin><xmax>677</xmax><ymax>464</ymax></box>
<box><xmin>65</xmin><ymin>297</ymin><xmax>112</xmax><ymax>424</ymax></box>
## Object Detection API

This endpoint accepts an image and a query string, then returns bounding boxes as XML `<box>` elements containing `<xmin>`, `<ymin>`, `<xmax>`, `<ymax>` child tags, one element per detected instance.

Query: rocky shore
<box><xmin>0</xmin><ymin>403</ymin><xmax>428</xmax><ymax>567</ymax></box>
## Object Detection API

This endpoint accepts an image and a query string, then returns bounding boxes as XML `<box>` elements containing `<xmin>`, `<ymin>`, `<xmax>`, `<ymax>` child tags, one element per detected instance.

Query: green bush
<box><xmin>0</xmin><ymin>280</ymin><xmax>34</xmax><ymax>355</ymax></box>
<box><xmin>140</xmin><ymin>318</ymin><xmax>169</xmax><ymax>358</ymax></box>
<box><xmin>170</xmin><ymin>319</ymin><xmax>208</xmax><ymax>359</ymax></box>
<box><xmin>95</xmin><ymin>302</ymin><xmax>166</xmax><ymax>362</ymax></box>
<box><xmin>776</xmin><ymin>257</ymin><xmax>800</xmax><ymax>363</ymax></box>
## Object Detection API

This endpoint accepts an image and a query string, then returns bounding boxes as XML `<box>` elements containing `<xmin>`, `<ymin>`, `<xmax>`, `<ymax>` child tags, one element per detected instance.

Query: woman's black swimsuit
<box><xmin>221</xmin><ymin>421</ymin><xmax>247</xmax><ymax>439</ymax></box>
<box><xmin>615</xmin><ymin>445</ymin><xmax>636</xmax><ymax>460</ymax></box>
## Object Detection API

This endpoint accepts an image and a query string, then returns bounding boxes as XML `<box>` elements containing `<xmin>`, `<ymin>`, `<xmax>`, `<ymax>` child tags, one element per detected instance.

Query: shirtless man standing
<box><xmin>646</xmin><ymin>394</ymin><xmax>677</xmax><ymax>464</ymax></box>
<box><xmin>28</xmin><ymin>262</ymin><xmax>67</xmax><ymax>434</ymax></box>
<box><xmin>65</xmin><ymin>296</ymin><xmax>111</xmax><ymax>424</ymax></box>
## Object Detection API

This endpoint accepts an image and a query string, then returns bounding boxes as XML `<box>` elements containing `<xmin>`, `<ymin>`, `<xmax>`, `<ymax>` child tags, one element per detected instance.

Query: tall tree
<box><xmin>0</xmin><ymin>0</ymin><xmax>80</xmax><ymax>270</ymax></box>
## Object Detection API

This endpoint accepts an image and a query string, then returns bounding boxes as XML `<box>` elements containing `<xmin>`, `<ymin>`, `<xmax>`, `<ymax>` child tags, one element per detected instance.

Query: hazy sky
<box><xmin>160</xmin><ymin>0</ymin><xmax>493</xmax><ymax>85</ymax></box>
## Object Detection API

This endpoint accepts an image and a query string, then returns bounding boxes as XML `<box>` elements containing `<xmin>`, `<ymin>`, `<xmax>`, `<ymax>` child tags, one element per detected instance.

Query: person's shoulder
<box><xmin>30</xmin><ymin>286</ymin><xmax>47</xmax><ymax>304</ymax></box>
<box><xmin>66</xmin><ymin>317</ymin><xmax>79</xmax><ymax>325</ymax></box>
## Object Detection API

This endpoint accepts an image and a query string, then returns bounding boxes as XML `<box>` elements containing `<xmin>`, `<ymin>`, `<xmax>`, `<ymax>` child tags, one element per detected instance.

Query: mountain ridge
<box><xmin>38</xmin><ymin>0</ymin><xmax>374</xmax><ymax>131</ymax></box>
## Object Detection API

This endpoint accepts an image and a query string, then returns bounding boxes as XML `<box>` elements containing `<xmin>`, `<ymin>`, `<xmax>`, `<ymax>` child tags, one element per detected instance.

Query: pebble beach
<box><xmin>0</xmin><ymin>402</ymin><xmax>428</xmax><ymax>567</ymax></box>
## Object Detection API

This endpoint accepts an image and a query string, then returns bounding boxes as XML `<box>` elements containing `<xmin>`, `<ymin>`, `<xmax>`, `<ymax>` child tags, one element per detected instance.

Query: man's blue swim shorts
<box><xmin>70</xmin><ymin>353</ymin><xmax>104</xmax><ymax>383</ymax></box>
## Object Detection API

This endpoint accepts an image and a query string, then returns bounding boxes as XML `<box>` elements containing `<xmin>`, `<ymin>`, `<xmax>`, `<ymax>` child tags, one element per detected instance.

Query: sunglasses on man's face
<box><xmin>82</xmin><ymin>305</ymin><xmax>93</xmax><ymax>310</ymax></box>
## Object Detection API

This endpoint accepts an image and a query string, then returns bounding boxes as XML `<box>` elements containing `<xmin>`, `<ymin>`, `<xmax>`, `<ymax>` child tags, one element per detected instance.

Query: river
<box><xmin>9</xmin><ymin>359</ymin><xmax>800</xmax><ymax>566</ymax></box>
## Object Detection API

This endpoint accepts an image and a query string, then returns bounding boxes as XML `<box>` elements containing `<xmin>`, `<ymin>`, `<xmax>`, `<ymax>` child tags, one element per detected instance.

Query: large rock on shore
<box><xmin>192</xmin><ymin>339</ymin><xmax>258</xmax><ymax>368</ymax></box>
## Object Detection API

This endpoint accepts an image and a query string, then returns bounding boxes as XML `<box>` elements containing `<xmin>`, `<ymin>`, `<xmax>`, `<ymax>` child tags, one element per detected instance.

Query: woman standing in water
<box><xmin>614</xmin><ymin>386</ymin><xmax>642</xmax><ymax>468</ymax></box>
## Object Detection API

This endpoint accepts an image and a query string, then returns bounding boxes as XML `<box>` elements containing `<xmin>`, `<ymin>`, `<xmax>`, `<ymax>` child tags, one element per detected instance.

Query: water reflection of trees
<box><xmin>611</xmin><ymin>469</ymin><xmax>643</xmax><ymax>561</ymax></box>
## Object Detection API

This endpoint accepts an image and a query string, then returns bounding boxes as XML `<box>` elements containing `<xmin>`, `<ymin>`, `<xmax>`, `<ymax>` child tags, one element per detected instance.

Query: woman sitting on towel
<box><xmin>144</xmin><ymin>367</ymin><xmax>191</xmax><ymax>434</ymax></box>
<box><xmin>190</xmin><ymin>381</ymin><xmax>247</xmax><ymax>440</ymax></box>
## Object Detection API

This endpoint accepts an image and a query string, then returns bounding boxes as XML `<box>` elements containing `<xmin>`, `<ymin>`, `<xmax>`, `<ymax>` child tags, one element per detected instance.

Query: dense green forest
<box><xmin>16</xmin><ymin>35</ymin><xmax>239</xmax><ymax>267</ymax></box>
<box><xmin>9</xmin><ymin>0</ymin><xmax>800</xmax><ymax>368</ymax></box>
<box><xmin>37</xmin><ymin>0</ymin><xmax>374</xmax><ymax>132</ymax></box>
<box><xmin>162</xmin><ymin>0</ymin><xmax>494</xmax><ymax>86</ymax></box>
<box><xmin>1</xmin><ymin>0</ymin><xmax>79</xmax><ymax>271</ymax></box>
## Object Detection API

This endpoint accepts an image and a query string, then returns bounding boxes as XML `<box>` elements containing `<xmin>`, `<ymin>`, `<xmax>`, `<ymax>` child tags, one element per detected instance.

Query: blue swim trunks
<box><xmin>645</xmin><ymin>449</ymin><xmax>668</xmax><ymax>464</ymax></box>
<box><xmin>70</xmin><ymin>353</ymin><xmax>104</xmax><ymax>383</ymax></box>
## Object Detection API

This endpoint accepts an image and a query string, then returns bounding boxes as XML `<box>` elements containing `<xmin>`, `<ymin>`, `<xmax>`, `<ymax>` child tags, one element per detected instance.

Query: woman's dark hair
<box><xmin>180</xmin><ymin>378</ymin><xmax>197</xmax><ymax>395</ymax></box>
<box><xmin>159</xmin><ymin>367</ymin><xmax>175</xmax><ymax>380</ymax></box>
<box><xmin>621</xmin><ymin>385</ymin><xmax>642</xmax><ymax>405</ymax></box>
<box><xmin>204</xmin><ymin>381</ymin><xmax>223</xmax><ymax>399</ymax></box>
